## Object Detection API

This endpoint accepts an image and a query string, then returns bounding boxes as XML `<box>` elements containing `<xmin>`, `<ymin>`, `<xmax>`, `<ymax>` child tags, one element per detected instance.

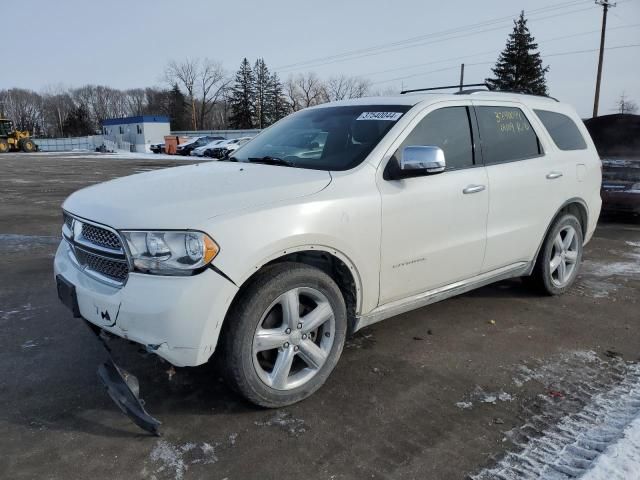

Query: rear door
<box><xmin>377</xmin><ymin>102</ymin><xmax>489</xmax><ymax>304</ymax></box>
<box><xmin>472</xmin><ymin>100</ymin><xmax>564</xmax><ymax>271</ymax></box>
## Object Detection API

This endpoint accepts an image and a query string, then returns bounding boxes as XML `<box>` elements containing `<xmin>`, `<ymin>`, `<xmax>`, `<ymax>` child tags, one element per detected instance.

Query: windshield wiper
<box><xmin>247</xmin><ymin>156</ymin><xmax>294</xmax><ymax>167</ymax></box>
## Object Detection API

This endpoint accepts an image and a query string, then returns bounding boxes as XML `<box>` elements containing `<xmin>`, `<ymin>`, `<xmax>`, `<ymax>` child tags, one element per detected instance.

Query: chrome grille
<box><xmin>81</xmin><ymin>223</ymin><xmax>122</xmax><ymax>251</ymax></box>
<box><xmin>63</xmin><ymin>213</ymin><xmax>73</xmax><ymax>229</ymax></box>
<box><xmin>62</xmin><ymin>212</ymin><xmax>129</xmax><ymax>286</ymax></box>
<box><xmin>74</xmin><ymin>248</ymin><xmax>129</xmax><ymax>282</ymax></box>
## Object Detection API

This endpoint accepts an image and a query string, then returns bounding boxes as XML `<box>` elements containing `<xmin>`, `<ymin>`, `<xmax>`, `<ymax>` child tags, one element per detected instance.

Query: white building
<box><xmin>102</xmin><ymin>115</ymin><xmax>170</xmax><ymax>152</ymax></box>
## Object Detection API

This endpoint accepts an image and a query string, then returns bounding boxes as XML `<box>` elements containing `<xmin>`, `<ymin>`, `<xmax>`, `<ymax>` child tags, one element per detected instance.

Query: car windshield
<box><xmin>232</xmin><ymin>105</ymin><xmax>411</xmax><ymax>170</ymax></box>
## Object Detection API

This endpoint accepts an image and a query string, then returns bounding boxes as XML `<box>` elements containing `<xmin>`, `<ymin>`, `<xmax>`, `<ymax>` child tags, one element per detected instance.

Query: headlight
<box><xmin>121</xmin><ymin>231</ymin><xmax>219</xmax><ymax>275</ymax></box>
<box><xmin>630</xmin><ymin>183</ymin><xmax>640</xmax><ymax>193</ymax></box>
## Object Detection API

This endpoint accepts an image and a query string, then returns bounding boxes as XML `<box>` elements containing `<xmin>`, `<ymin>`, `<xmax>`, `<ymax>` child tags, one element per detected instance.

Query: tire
<box><xmin>526</xmin><ymin>213</ymin><xmax>583</xmax><ymax>295</ymax></box>
<box><xmin>0</xmin><ymin>139</ymin><xmax>8</xmax><ymax>153</ymax></box>
<box><xmin>222</xmin><ymin>262</ymin><xmax>347</xmax><ymax>407</ymax></box>
<box><xmin>20</xmin><ymin>139</ymin><xmax>36</xmax><ymax>153</ymax></box>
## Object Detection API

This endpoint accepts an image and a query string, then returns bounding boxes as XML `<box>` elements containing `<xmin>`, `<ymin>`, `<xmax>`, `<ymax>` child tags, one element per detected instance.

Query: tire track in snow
<box><xmin>472</xmin><ymin>359</ymin><xmax>640</xmax><ymax>479</ymax></box>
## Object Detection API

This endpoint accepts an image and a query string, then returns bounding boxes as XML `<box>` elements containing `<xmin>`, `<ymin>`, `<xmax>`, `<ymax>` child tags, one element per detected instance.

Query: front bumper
<box><xmin>54</xmin><ymin>241</ymin><xmax>238</xmax><ymax>366</ymax></box>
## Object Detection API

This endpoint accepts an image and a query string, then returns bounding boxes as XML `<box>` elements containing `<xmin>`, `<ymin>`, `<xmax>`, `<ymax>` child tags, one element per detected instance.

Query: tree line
<box><xmin>2</xmin><ymin>11</ymin><xmax>636</xmax><ymax>137</ymax></box>
<box><xmin>0</xmin><ymin>58</ymin><xmax>373</xmax><ymax>138</ymax></box>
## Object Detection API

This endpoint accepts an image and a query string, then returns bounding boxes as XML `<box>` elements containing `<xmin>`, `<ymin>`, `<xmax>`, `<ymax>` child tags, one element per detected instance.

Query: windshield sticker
<box><xmin>356</xmin><ymin>112</ymin><xmax>403</xmax><ymax>121</ymax></box>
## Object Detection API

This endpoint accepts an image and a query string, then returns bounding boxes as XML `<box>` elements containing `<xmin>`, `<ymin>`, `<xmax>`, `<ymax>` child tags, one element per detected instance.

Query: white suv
<box><xmin>54</xmin><ymin>91</ymin><xmax>601</xmax><ymax>429</ymax></box>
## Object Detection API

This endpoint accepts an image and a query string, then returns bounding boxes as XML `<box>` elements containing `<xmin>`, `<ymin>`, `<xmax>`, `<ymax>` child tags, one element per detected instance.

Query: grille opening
<box><xmin>75</xmin><ymin>248</ymin><xmax>129</xmax><ymax>282</ymax></box>
<box><xmin>81</xmin><ymin>223</ymin><xmax>122</xmax><ymax>251</ymax></box>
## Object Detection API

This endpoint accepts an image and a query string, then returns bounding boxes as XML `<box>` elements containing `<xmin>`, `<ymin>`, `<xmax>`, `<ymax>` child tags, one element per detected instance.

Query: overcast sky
<box><xmin>5</xmin><ymin>0</ymin><xmax>639</xmax><ymax>117</ymax></box>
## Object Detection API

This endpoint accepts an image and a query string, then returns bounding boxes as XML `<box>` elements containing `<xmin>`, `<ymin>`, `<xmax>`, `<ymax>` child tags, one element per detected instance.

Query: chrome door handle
<box><xmin>546</xmin><ymin>171</ymin><xmax>563</xmax><ymax>179</ymax></box>
<box><xmin>463</xmin><ymin>184</ymin><xmax>486</xmax><ymax>194</ymax></box>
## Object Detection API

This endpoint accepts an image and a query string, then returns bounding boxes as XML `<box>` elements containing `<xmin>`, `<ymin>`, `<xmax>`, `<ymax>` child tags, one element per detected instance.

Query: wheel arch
<box><xmin>225</xmin><ymin>245</ymin><xmax>363</xmax><ymax>333</ymax></box>
<box><xmin>527</xmin><ymin>197</ymin><xmax>589</xmax><ymax>275</ymax></box>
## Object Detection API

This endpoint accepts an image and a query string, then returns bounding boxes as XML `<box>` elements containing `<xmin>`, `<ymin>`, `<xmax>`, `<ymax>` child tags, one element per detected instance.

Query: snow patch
<box><xmin>455</xmin><ymin>387</ymin><xmax>514</xmax><ymax>410</ymax></box>
<box><xmin>148</xmin><ymin>440</ymin><xmax>219</xmax><ymax>480</ymax></box>
<box><xmin>255</xmin><ymin>410</ymin><xmax>306</xmax><ymax>436</ymax></box>
<box><xmin>473</xmin><ymin>358</ymin><xmax>640</xmax><ymax>479</ymax></box>
<box><xmin>581</xmin><ymin>414</ymin><xmax>640</xmax><ymax>480</ymax></box>
<box><xmin>0</xmin><ymin>234</ymin><xmax>60</xmax><ymax>253</ymax></box>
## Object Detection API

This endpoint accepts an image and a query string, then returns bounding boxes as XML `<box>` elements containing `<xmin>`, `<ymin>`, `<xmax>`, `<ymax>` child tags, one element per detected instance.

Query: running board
<box><xmin>354</xmin><ymin>262</ymin><xmax>530</xmax><ymax>331</ymax></box>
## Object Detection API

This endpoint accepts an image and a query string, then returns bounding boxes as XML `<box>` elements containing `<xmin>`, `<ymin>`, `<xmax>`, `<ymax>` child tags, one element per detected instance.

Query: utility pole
<box><xmin>459</xmin><ymin>64</ymin><xmax>465</xmax><ymax>92</ymax></box>
<box><xmin>593</xmin><ymin>0</ymin><xmax>616</xmax><ymax>118</ymax></box>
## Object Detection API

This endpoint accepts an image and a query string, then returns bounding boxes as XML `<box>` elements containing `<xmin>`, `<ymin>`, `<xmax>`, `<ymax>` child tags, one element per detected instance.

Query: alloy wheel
<box><xmin>549</xmin><ymin>225</ymin><xmax>579</xmax><ymax>287</ymax></box>
<box><xmin>252</xmin><ymin>287</ymin><xmax>335</xmax><ymax>391</ymax></box>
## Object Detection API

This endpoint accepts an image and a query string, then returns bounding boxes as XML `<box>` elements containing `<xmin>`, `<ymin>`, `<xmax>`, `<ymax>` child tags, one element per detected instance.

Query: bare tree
<box><xmin>165</xmin><ymin>59</ymin><xmax>199</xmax><ymax>129</ymax></box>
<box><xmin>326</xmin><ymin>75</ymin><xmax>371</xmax><ymax>101</ymax></box>
<box><xmin>0</xmin><ymin>88</ymin><xmax>45</xmax><ymax>134</ymax></box>
<box><xmin>197</xmin><ymin>59</ymin><xmax>229</xmax><ymax>129</ymax></box>
<box><xmin>165</xmin><ymin>58</ymin><xmax>229</xmax><ymax>130</ymax></box>
<box><xmin>616</xmin><ymin>93</ymin><xmax>638</xmax><ymax>115</ymax></box>
<box><xmin>285</xmin><ymin>73</ymin><xmax>327</xmax><ymax>111</ymax></box>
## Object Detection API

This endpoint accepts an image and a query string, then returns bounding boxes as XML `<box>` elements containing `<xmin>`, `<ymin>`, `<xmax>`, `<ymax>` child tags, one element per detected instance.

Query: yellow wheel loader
<box><xmin>0</xmin><ymin>118</ymin><xmax>37</xmax><ymax>153</ymax></box>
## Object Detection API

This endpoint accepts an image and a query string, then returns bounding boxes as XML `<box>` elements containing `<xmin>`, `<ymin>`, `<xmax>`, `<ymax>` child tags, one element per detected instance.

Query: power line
<box><xmin>363</xmin><ymin>23</ymin><xmax>639</xmax><ymax>79</ymax></box>
<box><xmin>372</xmin><ymin>43</ymin><xmax>640</xmax><ymax>87</ymax></box>
<box><xmin>275</xmin><ymin>0</ymin><xmax>593</xmax><ymax>72</ymax></box>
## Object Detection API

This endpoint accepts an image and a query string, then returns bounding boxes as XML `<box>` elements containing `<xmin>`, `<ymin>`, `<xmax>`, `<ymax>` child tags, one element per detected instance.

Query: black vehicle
<box><xmin>150</xmin><ymin>143</ymin><xmax>165</xmax><ymax>154</ymax></box>
<box><xmin>176</xmin><ymin>136</ymin><xmax>225</xmax><ymax>156</ymax></box>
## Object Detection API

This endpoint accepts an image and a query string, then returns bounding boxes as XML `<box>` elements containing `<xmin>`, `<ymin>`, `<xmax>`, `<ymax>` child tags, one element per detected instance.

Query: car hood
<box><xmin>63</xmin><ymin>162</ymin><xmax>332</xmax><ymax>229</ymax></box>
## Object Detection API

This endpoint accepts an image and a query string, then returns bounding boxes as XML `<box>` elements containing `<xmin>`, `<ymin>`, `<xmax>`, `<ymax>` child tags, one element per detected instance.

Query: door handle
<box><xmin>546</xmin><ymin>171</ymin><xmax>563</xmax><ymax>179</ymax></box>
<box><xmin>463</xmin><ymin>184</ymin><xmax>486</xmax><ymax>194</ymax></box>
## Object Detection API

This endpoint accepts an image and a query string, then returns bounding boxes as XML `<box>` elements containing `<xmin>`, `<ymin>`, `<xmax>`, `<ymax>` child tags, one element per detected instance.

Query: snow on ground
<box><xmin>32</xmin><ymin>150</ymin><xmax>202</xmax><ymax>161</ymax></box>
<box><xmin>473</xmin><ymin>357</ymin><xmax>640</xmax><ymax>479</ymax></box>
<box><xmin>581</xmin><ymin>414</ymin><xmax>640</xmax><ymax>480</ymax></box>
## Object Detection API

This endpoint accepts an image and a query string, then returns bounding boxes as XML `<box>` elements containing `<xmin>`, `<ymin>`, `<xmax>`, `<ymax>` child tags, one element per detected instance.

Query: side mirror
<box><xmin>400</xmin><ymin>146</ymin><xmax>446</xmax><ymax>174</ymax></box>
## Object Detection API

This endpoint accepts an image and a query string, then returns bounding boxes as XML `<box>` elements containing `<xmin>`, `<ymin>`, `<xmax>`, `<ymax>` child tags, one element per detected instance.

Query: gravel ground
<box><xmin>0</xmin><ymin>152</ymin><xmax>639</xmax><ymax>480</ymax></box>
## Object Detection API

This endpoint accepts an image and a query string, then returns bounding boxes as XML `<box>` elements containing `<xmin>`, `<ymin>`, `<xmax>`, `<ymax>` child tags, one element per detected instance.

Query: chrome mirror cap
<box><xmin>401</xmin><ymin>146</ymin><xmax>446</xmax><ymax>173</ymax></box>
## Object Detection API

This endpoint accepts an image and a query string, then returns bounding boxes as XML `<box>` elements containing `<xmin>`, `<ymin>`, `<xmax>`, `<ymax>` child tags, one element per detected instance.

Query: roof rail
<box><xmin>400</xmin><ymin>83</ymin><xmax>488</xmax><ymax>94</ymax></box>
<box><xmin>400</xmin><ymin>83</ymin><xmax>559</xmax><ymax>102</ymax></box>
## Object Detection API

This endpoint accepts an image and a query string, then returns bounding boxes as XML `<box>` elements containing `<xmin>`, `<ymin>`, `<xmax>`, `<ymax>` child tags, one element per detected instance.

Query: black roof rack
<box><xmin>400</xmin><ymin>83</ymin><xmax>488</xmax><ymax>94</ymax></box>
<box><xmin>400</xmin><ymin>83</ymin><xmax>559</xmax><ymax>102</ymax></box>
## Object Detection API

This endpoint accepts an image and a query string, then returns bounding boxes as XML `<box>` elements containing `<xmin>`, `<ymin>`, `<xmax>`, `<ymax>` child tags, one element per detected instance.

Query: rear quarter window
<box><xmin>475</xmin><ymin>106</ymin><xmax>542</xmax><ymax>164</ymax></box>
<box><xmin>534</xmin><ymin>109</ymin><xmax>587</xmax><ymax>151</ymax></box>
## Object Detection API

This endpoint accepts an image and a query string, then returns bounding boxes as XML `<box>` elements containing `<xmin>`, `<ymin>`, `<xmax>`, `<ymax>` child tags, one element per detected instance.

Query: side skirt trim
<box><xmin>354</xmin><ymin>262</ymin><xmax>530</xmax><ymax>331</ymax></box>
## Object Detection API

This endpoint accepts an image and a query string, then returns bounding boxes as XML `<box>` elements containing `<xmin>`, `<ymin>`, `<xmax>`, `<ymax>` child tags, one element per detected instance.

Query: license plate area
<box><xmin>56</xmin><ymin>274</ymin><xmax>81</xmax><ymax>318</ymax></box>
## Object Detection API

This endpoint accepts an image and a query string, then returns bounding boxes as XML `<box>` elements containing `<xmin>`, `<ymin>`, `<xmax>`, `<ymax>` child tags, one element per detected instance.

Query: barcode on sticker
<box><xmin>356</xmin><ymin>112</ymin><xmax>403</xmax><ymax>121</ymax></box>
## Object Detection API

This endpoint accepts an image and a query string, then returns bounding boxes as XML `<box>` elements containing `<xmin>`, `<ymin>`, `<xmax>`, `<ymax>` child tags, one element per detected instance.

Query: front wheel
<box><xmin>526</xmin><ymin>213</ymin><xmax>583</xmax><ymax>295</ymax></box>
<box><xmin>222</xmin><ymin>262</ymin><xmax>347</xmax><ymax>407</ymax></box>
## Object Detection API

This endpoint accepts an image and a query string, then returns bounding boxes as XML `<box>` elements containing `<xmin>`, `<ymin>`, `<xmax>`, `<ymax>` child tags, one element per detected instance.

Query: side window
<box><xmin>475</xmin><ymin>106</ymin><xmax>542</xmax><ymax>164</ymax></box>
<box><xmin>534</xmin><ymin>109</ymin><xmax>587</xmax><ymax>151</ymax></box>
<box><xmin>395</xmin><ymin>106</ymin><xmax>474</xmax><ymax>170</ymax></box>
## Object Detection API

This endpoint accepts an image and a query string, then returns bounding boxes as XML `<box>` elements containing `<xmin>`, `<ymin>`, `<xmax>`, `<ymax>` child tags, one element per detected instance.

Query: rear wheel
<box><xmin>20</xmin><ymin>139</ymin><xmax>36</xmax><ymax>152</ymax></box>
<box><xmin>526</xmin><ymin>214</ymin><xmax>583</xmax><ymax>295</ymax></box>
<box><xmin>0</xmin><ymin>139</ymin><xmax>8</xmax><ymax>153</ymax></box>
<box><xmin>222</xmin><ymin>262</ymin><xmax>347</xmax><ymax>407</ymax></box>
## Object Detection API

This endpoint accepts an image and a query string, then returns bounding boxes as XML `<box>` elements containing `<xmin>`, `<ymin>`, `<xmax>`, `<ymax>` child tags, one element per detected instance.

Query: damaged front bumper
<box><xmin>97</xmin><ymin>357</ymin><xmax>161</xmax><ymax>436</ymax></box>
<box><xmin>57</xmin><ymin>273</ymin><xmax>161</xmax><ymax>435</ymax></box>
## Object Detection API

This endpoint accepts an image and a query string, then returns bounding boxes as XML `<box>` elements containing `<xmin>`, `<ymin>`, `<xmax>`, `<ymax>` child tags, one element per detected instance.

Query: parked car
<box><xmin>584</xmin><ymin>113</ymin><xmax>640</xmax><ymax>216</ymax></box>
<box><xmin>205</xmin><ymin>136</ymin><xmax>253</xmax><ymax>159</ymax></box>
<box><xmin>191</xmin><ymin>139</ymin><xmax>227</xmax><ymax>157</ymax></box>
<box><xmin>150</xmin><ymin>143</ymin><xmax>165</xmax><ymax>154</ymax></box>
<box><xmin>600</xmin><ymin>158</ymin><xmax>640</xmax><ymax>215</ymax></box>
<box><xmin>55</xmin><ymin>91</ymin><xmax>601</xmax><ymax>434</ymax></box>
<box><xmin>220</xmin><ymin>136</ymin><xmax>253</xmax><ymax>157</ymax></box>
<box><xmin>176</xmin><ymin>136</ymin><xmax>225</xmax><ymax>156</ymax></box>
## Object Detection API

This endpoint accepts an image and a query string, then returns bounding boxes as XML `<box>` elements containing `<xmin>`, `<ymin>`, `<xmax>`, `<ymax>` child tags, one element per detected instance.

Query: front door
<box><xmin>377</xmin><ymin>104</ymin><xmax>489</xmax><ymax>305</ymax></box>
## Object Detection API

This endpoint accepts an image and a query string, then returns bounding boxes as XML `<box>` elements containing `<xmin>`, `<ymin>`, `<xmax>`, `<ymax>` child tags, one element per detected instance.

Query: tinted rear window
<box><xmin>476</xmin><ymin>106</ymin><xmax>542</xmax><ymax>164</ymax></box>
<box><xmin>535</xmin><ymin>109</ymin><xmax>587</xmax><ymax>151</ymax></box>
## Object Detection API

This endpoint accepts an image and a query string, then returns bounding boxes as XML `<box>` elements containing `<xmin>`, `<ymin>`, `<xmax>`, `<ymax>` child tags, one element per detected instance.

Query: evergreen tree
<box><xmin>486</xmin><ymin>11</ymin><xmax>549</xmax><ymax>95</ymax></box>
<box><xmin>229</xmin><ymin>58</ymin><xmax>255</xmax><ymax>129</ymax></box>
<box><xmin>62</xmin><ymin>104</ymin><xmax>94</xmax><ymax>137</ymax></box>
<box><xmin>166</xmin><ymin>84</ymin><xmax>189</xmax><ymax>131</ymax></box>
<box><xmin>253</xmin><ymin>58</ymin><xmax>271</xmax><ymax>129</ymax></box>
<box><xmin>267</xmin><ymin>72</ymin><xmax>289</xmax><ymax>125</ymax></box>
